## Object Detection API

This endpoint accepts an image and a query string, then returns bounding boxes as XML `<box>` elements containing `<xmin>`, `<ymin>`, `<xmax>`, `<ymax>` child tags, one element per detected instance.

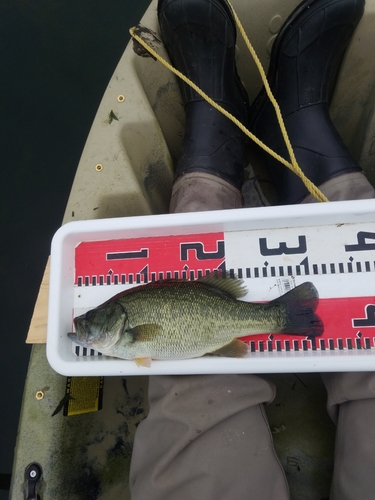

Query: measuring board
<box><xmin>72</xmin><ymin>224</ymin><xmax>375</xmax><ymax>353</ymax></box>
<box><xmin>46</xmin><ymin>200</ymin><xmax>375</xmax><ymax>375</ymax></box>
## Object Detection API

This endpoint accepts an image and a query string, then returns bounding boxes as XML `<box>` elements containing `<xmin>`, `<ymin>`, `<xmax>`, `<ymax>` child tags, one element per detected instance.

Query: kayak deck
<box><xmin>12</xmin><ymin>0</ymin><xmax>375</xmax><ymax>497</ymax></box>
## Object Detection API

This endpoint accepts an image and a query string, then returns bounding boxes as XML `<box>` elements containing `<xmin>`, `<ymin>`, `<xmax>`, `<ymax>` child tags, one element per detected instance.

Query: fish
<box><xmin>68</xmin><ymin>274</ymin><xmax>323</xmax><ymax>367</ymax></box>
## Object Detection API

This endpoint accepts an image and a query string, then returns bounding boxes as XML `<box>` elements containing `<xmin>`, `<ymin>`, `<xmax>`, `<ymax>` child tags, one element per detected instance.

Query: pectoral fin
<box><xmin>134</xmin><ymin>357</ymin><xmax>152</xmax><ymax>367</ymax></box>
<box><xmin>127</xmin><ymin>324</ymin><xmax>162</xmax><ymax>343</ymax></box>
<box><xmin>209</xmin><ymin>339</ymin><xmax>249</xmax><ymax>358</ymax></box>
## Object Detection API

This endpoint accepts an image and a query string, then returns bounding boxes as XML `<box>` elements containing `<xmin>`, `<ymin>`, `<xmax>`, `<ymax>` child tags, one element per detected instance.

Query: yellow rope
<box><xmin>129</xmin><ymin>6</ymin><xmax>329</xmax><ymax>203</ymax></box>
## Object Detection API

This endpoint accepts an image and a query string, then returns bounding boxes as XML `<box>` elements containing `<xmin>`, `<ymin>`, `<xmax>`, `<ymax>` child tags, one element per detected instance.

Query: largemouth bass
<box><xmin>68</xmin><ymin>274</ymin><xmax>323</xmax><ymax>366</ymax></box>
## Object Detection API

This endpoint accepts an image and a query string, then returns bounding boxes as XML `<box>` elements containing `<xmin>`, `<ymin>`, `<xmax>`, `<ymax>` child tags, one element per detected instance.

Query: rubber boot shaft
<box><xmin>249</xmin><ymin>0</ymin><xmax>365</xmax><ymax>204</ymax></box>
<box><xmin>158</xmin><ymin>0</ymin><xmax>249</xmax><ymax>189</ymax></box>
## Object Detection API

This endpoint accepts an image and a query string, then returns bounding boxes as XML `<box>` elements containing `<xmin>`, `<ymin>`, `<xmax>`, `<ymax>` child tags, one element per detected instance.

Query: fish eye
<box><xmin>85</xmin><ymin>310</ymin><xmax>94</xmax><ymax>320</ymax></box>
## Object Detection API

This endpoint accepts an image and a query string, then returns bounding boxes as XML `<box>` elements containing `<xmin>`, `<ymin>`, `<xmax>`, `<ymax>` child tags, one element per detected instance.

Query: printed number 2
<box><xmin>180</xmin><ymin>241</ymin><xmax>225</xmax><ymax>261</ymax></box>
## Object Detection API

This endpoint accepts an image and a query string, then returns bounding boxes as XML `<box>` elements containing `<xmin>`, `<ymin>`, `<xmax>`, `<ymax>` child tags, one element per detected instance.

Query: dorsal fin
<box><xmin>197</xmin><ymin>272</ymin><xmax>248</xmax><ymax>299</ymax></box>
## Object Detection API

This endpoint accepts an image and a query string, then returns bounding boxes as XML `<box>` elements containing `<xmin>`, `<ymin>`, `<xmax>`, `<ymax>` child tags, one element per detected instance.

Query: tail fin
<box><xmin>273</xmin><ymin>282</ymin><xmax>323</xmax><ymax>337</ymax></box>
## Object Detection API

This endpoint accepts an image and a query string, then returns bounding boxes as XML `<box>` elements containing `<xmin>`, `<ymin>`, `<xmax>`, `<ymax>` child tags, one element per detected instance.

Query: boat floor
<box><xmin>13</xmin><ymin>345</ymin><xmax>335</xmax><ymax>499</ymax></box>
<box><xmin>11</xmin><ymin>0</ymin><xmax>375</xmax><ymax>497</ymax></box>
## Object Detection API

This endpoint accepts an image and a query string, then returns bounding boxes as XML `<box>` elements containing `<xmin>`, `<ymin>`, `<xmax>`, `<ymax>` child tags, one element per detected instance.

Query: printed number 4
<box><xmin>352</xmin><ymin>304</ymin><xmax>375</xmax><ymax>328</ymax></box>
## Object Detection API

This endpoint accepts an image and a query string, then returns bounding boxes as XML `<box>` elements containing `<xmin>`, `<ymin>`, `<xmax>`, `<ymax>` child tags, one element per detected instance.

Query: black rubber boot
<box><xmin>158</xmin><ymin>0</ymin><xmax>250</xmax><ymax>190</ymax></box>
<box><xmin>249</xmin><ymin>0</ymin><xmax>365</xmax><ymax>204</ymax></box>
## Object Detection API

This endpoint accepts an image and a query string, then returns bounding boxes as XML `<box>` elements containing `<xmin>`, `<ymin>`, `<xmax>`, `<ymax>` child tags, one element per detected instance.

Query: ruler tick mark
<box><xmin>310</xmin><ymin>337</ymin><xmax>317</xmax><ymax>351</ymax></box>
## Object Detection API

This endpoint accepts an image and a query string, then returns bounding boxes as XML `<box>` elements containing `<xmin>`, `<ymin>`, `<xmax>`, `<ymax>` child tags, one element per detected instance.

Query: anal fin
<box><xmin>134</xmin><ymin>357</ymin><xmax>152</xmax><ymax>367</ymax></box>
<box><xmin>209</xmin><ymin>339</ymin><xmax>248</xmax><ymax>358</ymax></box>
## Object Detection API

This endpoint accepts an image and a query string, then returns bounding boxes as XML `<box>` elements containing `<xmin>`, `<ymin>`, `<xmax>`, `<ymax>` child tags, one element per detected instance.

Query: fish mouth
<box><xmin>68</xmin><ymin>321</ymin><xmax>91</xmax><ymax>347</ymax></box>
<box><xmin>67</xmin><ymin>331</ymin><xmax>81</xmax><ymax>343</ymax></box>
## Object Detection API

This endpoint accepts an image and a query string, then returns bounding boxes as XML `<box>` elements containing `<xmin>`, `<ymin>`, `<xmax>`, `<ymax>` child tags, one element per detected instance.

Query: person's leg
<box><xmin>170</xmin><ymin>172</ymin><xmax>243</xmax><ymax>212</ymax></box>
<box><xmin>130</xmin><ymin>375</ymin><xmax>289</xmax><ymax>499</ymax></box>
<box><xmin>159</xmin><ymin>0</ymin><xmax>250</xmax><ymax>212</ymax></box>
<box><xmin>129</xmin><ymin>1</ymin><xmax>289</xmax><ymax>499</ymax></box>
<box><xmin>257</xmin><ymin>1</ymin><xmax>375</xmax><ymax>497</ymax></box>
<box><xmin>248</xmin><ymin>0</ymin><xmax>375</xmax><ymax>498</ymax></box>
<box><xmin>320</xmin><ymin>372</ymin><xmax>375</xmax><ymax>500</ymax></box>
<box><xmin>248</xmin><ymin>0</ymin><xmax>366</xmax><ymax>205</ymax></box>
<box><xmin>302</xmin><ymin>171</ymin><xmax>375</xmax><ymax>203</ymax></box>
<box><xmin>314</xmin><ymin>178</ymin><xmax>375</xmax><ymax>499</ymax></box>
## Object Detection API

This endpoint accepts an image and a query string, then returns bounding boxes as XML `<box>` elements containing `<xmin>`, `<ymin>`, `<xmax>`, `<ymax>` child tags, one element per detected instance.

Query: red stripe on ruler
<box><xmin>240</xmin><ymin>296</ymin><xmax>375</xmax><ymax>351</ymax></box>
<box><xmin>75</xmin><ymin>233</ymin><xmax>225</xmax><ymax>284</ymax></box>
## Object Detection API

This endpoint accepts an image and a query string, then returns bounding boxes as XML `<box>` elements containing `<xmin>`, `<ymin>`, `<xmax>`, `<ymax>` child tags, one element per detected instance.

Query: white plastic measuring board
<box><xmin>47</xmin><ymin>199</ymin><xmax>375</xmax><ymax>376</ymax></box>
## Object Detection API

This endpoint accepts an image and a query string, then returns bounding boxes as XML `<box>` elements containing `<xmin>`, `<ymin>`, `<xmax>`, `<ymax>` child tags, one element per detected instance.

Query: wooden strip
<box><xmin>26</xmin><ymin>257</ymin><xmax>50</xmax><ymax>344</ymax></box>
